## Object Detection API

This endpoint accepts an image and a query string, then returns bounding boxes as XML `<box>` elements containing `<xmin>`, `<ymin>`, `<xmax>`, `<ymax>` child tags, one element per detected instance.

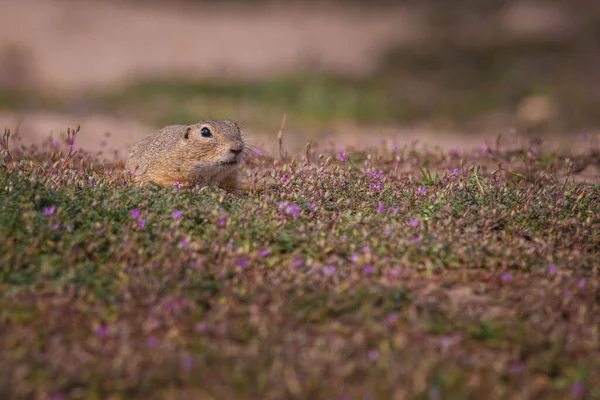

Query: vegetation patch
<box><xmin>1</xmin><ymin>127</ymin><xmax>599</xmax><ymax>399</ymax></box>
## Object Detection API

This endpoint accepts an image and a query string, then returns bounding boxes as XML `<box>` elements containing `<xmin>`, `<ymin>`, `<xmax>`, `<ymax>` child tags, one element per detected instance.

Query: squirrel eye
<box><xmin>200</xmin><ymin>127</ymin><xmax>212</xmax><ymax>138</ymax></box>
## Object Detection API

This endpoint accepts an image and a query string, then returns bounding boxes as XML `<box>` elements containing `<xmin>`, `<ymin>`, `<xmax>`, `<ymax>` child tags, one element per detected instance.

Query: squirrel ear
<box><xmin>183</xmin><ymin>127</ymin><xmax>191</xmax><ymax>140</ymax></box>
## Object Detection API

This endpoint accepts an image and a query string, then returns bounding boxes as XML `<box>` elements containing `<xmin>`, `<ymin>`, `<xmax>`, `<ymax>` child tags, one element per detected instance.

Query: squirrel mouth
<box><xmin>221</xmin><ymin>159</ymin><xmax>238</xmax><ymax>166</ymax></box>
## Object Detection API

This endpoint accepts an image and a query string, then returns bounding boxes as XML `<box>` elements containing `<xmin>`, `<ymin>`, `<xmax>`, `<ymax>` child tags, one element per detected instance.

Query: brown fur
<box><xmin>125</xmin><ymin>120</ymin><xmax>244</xmax><ymax>194</ymax></box>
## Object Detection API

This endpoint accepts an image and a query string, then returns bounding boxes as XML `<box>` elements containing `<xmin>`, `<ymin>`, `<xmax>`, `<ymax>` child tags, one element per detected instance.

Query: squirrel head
<box><xmin>180</xmin><ymin>120</ymin><xmax>245</xmax><ymax>169</ymax></box>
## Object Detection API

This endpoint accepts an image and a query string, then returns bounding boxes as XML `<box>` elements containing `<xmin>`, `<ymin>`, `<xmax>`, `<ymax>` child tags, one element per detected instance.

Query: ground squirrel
<box><xmin>125</xmin><ymin>120</ymin><xmax>245</xmax><ymax>194</ymax></box>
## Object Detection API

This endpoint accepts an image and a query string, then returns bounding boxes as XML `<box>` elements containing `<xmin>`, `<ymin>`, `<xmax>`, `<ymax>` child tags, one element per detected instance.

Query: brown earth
<box><xmin>0</xmin><ymin>0</ymin><xmax>594</xmax><ymax>161</ymax></box>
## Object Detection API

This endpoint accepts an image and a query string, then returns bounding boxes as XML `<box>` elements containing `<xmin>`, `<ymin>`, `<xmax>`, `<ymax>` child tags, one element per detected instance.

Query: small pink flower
<box><xmin>147</xmin><ymin>336</ymin><xmax>158</xmax><ymax>348</ymax></box>
<box><xmin>96</xmin><ymin>325</ymin><xmax>108</xmax><ymax>337</ymax></box>
<box><xmin>339</xmin><ymin>152</ymin><xmax>347</xmax><ymax>162</ymax></box>
<box><xmin>43</xmin><ymin>206</ymin><xmax>56</xmax><ymax>216</ymax></box>
<box><xmin>450</xmin><ymin>168</ymin><xmax>459</xmax><ymax>176</ymax></box>
<box><xmin>292</xmin><ymin>259</ymin><xmax>303</xmax><ymax>268</ymax></box>
<box><xmin>376</xmin><ymin>203</ymin><xmax>385</xmax><ymax>213</ymax></box>
<box><xmin>578</xmin><ymin>279</ymin><xmax>586</xmax><ymax>288</ymax></box>
<box><xmin>417</xmin><ymin>186</ymin><xmax>427</xmax><ymax>195</ymax></box>
<box><xmin>172</xmin><ymin>210</ymin><xmax>183</xmax><ymax>220</ymax></box>
<box><xmin>130</xmin><ymin>209</ymin><xmax>141</xmax><ymax>219</ymax></box>
<box><xmin>548</xmin><ymin>264</ymin><xmax>557</xmax><ymax>274</ymax></box>
<box><xmin>411</xmin><ymin>236</ymin><xmax>420</xmax><ymax>243</ymax></box>
<box><xmin>180</xmin><ymin>239</ymin><xmax>188</xmax><ymax>247</ymax></box>
<box><xmin>507</xmin><ymin>363</ymin><xmax>524</xmax><ymax>375</ymax></box>
<box><xmin>409</xmin><ymin>218</ymin><xmax>419</xmax><ymax>227</ymax></box>
<box><xmin>386</xmin><ymin>313</ymin><xmax>398</xmax><ymax>325</ymax></box>
<box><xmin>137</xmin><ymin>219</ymin><xmax>146</xmax><ymax>228</ymax></box>
<box><xmin>502</xmin><ymin>272</ymin><xmax>512</xmax><ymax>282</ymax></box>
<box><xmin>367</xmin><ymin>349</ymin><xmax>379</xmax><ymax>361</ymax></box>
<box><xmin>180</xmin><ymin>354</ymin><xmax>196</xmax><ymax>370</ymax></box>
<box><xmin>362</xmin><ymin>246</ymin><xmax>371</xmax><ymax>253</ymax></box>
<box><xmin>258</xmin><ymin>249</ymin><xmax>270</xmax><ymax>257</ymax></box>
<box><xmin>284</xmin><ymin>203</ymin><xmax>301</xmax><ymax>218</ymax></box>
<box><xmin>349</xmin><ymin>254</ymin><xmax>359</xmax><ymax>263</ymax></box>
<box><xmin>571</xmin><ymin>381</ymin><xmax>584</xmax><ymax>397</ymax></box>
<box><xmin>237</xmin><ymin>258</ymin><xmax>249</xmax><ymax>268</ymax></box>
<box><xmin>323</xmin><ymin>265</ymin><xmax>336</xmax><ymax>275</ymax></box>
<box><xmin>370</xmin><ymin>183</ymin><xmax>382</xmax><ymax>190</ymax></box>
<box><xmin>282</xmin><ymin>175</ymin><xmax>290</xmax><ymax>181</ymax></box>
<box><xmin>173</xmin><ymin>180</ymin><xmax>182</xmax><ymax>189</ymax></box>
<box><xmin>363</xmin><ymin>264</ymin><xmax>374</xmax><ymax>274</ymax></box>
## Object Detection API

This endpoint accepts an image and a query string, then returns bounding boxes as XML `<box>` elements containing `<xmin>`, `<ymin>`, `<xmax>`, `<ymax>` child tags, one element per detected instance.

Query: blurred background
<box><xmin>1</xmin><ymin>0</ymin><xmax>599</xmax><ymax>158</ymax></box>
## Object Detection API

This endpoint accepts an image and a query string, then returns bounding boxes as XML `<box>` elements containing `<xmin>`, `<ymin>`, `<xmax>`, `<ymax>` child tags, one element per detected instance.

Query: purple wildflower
<box><xmin>258</xmin><ymin>249</ymin><xmax>270</xmax><ymax>257</ymax></box>
<box><xmin>43</xmin><ymin>206</ymin><xmax>56</xmax><ymax>216</ymax></box>
<box><xmin>147</xmin><ymin>336</ymin><xmax>159</xmax><ymax>348</ymax></box>
<box><xmin>137</xmin><ymin>219</ymin><xmax>146</xmax><ymax>228</ymax></box>
<box><xmin>96</xmin><ymin>325</ymin><xmax>108</xmax><ymax>337</ymax></box>
<box><xmin>284</xmin><ymin>203</ymin><xmax>301</xmax><ymax>218</ymax></box>
<box><xmin>367</xmin><ymin>349</ymin><xmax>379</xmax><ymax>361</ymax></box>
<box><xmin>386</xmin><ymin>313</ymin><xmax>398</xmax><ymax>325</ymax></box>
<box><xmin>173</xmin><ymin>180</ymin><xmax>182</xmax><ymax>189</ymax></box>
<box><xmin>130</xmin><ymin>209</ymin><xmax>141</xmax><ymax>219</ymax></box>
<box><xmin>376</xmin><ymin>203</ymin><xmax>385</xmax><ymax>213</ymax></box>
<box><xmin>450</xmin><ymin>168</ymin><xmax>459</xmax><ymax>176</ymax></box>
<box><xmin>237</xmin><ymin>258</ymin><xmax>249</xmax><ymax>268</ymax></box>
<box><xmin>440</xmin><ymin>336</ymin><xmax>453</xmax><ymax>350</ymax></box>
<box><xmin>180</xmin><ymin>354</ymin><xmax>196</xmax><ymax>370</ymax></box>
<box><xmin>578</xmin><ymin>279</ymin><xmax>586</xmax><ymax>288</ymax></box>
<box><xmin>323</xmin><ymin>265</ymin><xmax>336</xmax><ymax>275</ymax></box>
<box><xmin>368</xmin><ymin>171</ymin><xmax>384</xmax><ymax>179</ymax></box>
<box><xmin>339</xmin><ymin>152</ymin><xmax>347</xmax><ymax>162</ymax></box>
<box><xmin>292</xmin><ymin>259</ymin><xmax>303</xmax><ymax>268</ymax></box>
<box><xmin>502</xmin><ymin>272</ymin><xmax>512</xmax><ymax>282</ymax></box>
<box><xmin>172</xmin><ymin>210</ymin><xmax>183</xmax><ymax>220</ymax></box>
<box><xmin>362</xmin><ymin>246</ymin><xmax>371</xmax><ymax>253</ymax></box>
<box><xmin>409</xmin><ymin>218</ymin><xmax>419</xmax><ymax>227</ymax></box>
<box><xmin>282</xmin><ymin>174</ymin><xmax>290</xmax><ymax>182</ymax></box>
<box><xmin>548</xmin><ymin>264</ymin><xmax>557</xmax><ymax>274</ymax></box>
<box><xmin>363</xmin><ymin>264</ymin><xmax>374</xmax><ymax>274</ymax></box>
<box><xmin>370</xmin><ymin>183</ymin><xmax>382</xmax><ymax>190</ymax></box>
<box><xmin>411</xmin><ymin>236</ymin><xmax>420</xmax><ymax>243</ymax></box>
<box><xmin>417</xmin><ymin>186</ymin><xmax>427</xmax><ymax>195</ymax></box>
<box><xmin>349</xmin><ymin>253</ymin><xmax>359</xmax><ymax>263</ymax></box>
<box><xmin>507</xmin><ymin>363</ymin><xmax>524</xmax><ymax>375</ymax></box>
<box><xmin>571</xmin><ymin>381</ymin><xmax>584</xmax><ymax>397</ymax></box>
<box><xmin>180</xmin><ymin>238</ymin><xmax>188</xmax><ymax>247</ymax></box>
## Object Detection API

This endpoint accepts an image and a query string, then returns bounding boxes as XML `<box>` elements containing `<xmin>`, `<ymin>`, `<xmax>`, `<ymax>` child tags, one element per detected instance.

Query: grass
<box><xmin>1</xmin><ymin>127</ymin><xmax>599</xmax><ymax>399</ymax></box>
<box><xmin>3</xmin><ymin>30</ymin><xmax>600</xmax><ymax>133</ymax></box>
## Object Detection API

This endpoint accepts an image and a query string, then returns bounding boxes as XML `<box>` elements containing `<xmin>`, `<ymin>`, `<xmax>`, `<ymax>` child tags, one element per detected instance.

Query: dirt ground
<box><xmin>0</xmin><ymin>0</ymin><xmax>595</xmax><ymax>161</ymax></box>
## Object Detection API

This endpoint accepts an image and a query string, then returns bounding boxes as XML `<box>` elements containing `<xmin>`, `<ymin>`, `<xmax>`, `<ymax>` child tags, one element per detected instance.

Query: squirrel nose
<box><xmin>230</xmin><ymin>147</ymin><xmax>243</xmax><ymax>155</ymax></box>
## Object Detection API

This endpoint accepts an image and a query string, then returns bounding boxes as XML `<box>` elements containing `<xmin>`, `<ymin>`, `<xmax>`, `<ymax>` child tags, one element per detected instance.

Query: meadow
<box><xmin>1</xmin><ymin>126</ymin><xmax>599</xmax><ymax>399</ymax></box>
